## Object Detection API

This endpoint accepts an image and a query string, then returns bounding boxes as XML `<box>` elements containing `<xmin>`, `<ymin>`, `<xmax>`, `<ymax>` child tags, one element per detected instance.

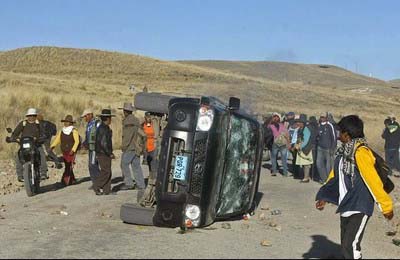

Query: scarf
<box><xmin>62</xmin><ymin>125</ymin><xmax>74</xmax><ymax>135</ymax></box>
<box><xmin>336</xmin><ymin>137</ymin><xmax>368</xmax><ymax>179</ymax></box>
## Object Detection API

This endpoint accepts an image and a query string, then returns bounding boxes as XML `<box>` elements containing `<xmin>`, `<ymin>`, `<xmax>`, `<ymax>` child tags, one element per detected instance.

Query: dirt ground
<box><xmin>0</xmin><ymin>151</ymin><xmax>399</xmax><ymax>259</ymax></box>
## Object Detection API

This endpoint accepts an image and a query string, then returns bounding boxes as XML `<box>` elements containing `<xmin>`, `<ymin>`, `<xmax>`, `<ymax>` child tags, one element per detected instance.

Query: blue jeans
<box><xmin>271</xmin><ymin>144</ymin><xmax>288</xmax><ymax>175</ymax></box>
<box><xmin>316</xmin><ymin>147</ymin><xmax>334</xmax><ymax>182</ymax></box>
<box><xmin>121</xmin><ymin>150</ymin><xmax>145</xmax><ymax>189</ymax></box>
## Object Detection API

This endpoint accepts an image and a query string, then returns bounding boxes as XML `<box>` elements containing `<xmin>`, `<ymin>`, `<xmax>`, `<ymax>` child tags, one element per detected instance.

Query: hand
<box><xmin>69</xmin><ymin>151</ymin><xmax>75</xmax><ymax>156</ymax></box>
<box><xmin>316</xmin><ymin>200</ymin><xmax>326</xmax><ymax>211</ymax></box>
<box><xmin>110</xmin><ymin>153</ymin><xmax>115</xmax><ymax>159</ymax></box>
<box><xmin>384</xmin><ymin>211</ymin><xmax>394</xmax><ymax>220</ymax></box>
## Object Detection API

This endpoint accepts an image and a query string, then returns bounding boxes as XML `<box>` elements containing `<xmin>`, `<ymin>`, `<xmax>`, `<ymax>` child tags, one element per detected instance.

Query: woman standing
<box><xmin>51</xmin><ymin>115</ymin><xmax>80</xmax><ymax>186</ymax></box>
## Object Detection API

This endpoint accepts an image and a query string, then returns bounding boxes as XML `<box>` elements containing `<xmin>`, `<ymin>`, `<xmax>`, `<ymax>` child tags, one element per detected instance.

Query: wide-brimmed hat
<box><xmin>80</xmin><ymin>108</ymin><xmax>93</xmax><ymax>118</ymax></box>
<box><xmin>320</xmin><ymin>112</ymin><xmax>327</xmax><ymax>118</ymax></box>
<box><xmin>118</xmin><ymin>102</ymin><xmax>135</xmax><ymax>112</ymax></box>
<box><xmin>97</xmin><ymin>109</ymin><xmax>116</xmax><ymax>117</ymax></box>
<box><xmin>26</xmin><ymin>108</ymin><xmax>38</xmax><ymax>117</ymax></box>
<box><xmin>61</xmin><ymin>115</ymin><xmax>75</xmax><ymax>124</ymax></box>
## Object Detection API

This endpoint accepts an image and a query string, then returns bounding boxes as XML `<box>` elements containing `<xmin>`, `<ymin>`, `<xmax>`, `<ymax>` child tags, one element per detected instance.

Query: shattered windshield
<box><xmin>216</xmin><ymin>114</ymin><xmax>258</xmax><ymax>215</ymax></box>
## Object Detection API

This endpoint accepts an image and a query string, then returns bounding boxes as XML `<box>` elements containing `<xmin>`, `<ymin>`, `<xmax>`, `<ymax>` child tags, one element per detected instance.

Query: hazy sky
<box><xmin>1</xmin><ymin>0</ymin><xmax>399</xmax><ymax>80</ymax></box>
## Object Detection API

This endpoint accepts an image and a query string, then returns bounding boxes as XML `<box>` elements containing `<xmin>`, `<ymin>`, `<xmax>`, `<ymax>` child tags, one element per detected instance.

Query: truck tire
<box><xmin>134</xmin><ymin>92</ymin><xmax>177</xmax><ymax>114</ymax></box>
<box><xmin>120</xmin><ymin>203</ymin><xmax>156</xmax><ymax>226</ymax></box>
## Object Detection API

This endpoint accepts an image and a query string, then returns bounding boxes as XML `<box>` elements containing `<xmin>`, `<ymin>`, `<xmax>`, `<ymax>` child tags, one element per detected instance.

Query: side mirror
<box><xmin>6</xmin><ymin>128</ymin><xmax>12</xmax><ymax>133</ymax></box>
<box><xmin>228</xmin><ymin>97</ymin><xmax>240</xmax><ymax>110</ymax></box>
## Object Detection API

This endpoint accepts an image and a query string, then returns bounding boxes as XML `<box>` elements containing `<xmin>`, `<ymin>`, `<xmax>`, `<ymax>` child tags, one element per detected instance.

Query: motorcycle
<box><xmin>6</xmin><ymin>127</ymin><xmax>42</xmax><ymax>197</ymax></box>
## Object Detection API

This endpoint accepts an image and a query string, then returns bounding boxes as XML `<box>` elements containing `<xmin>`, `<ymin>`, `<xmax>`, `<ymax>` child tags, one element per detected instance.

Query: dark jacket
<box><xmin>11</xmin><ymin>120</ymin><xmax>45</xmax><ymax>144</ymax></box>
<box><xmin>95</xmin><ymin>123</ymin><xmax>113</xmax><ymax>157</ymax></box>
<box><xmin>316</xmin><ymin>145</ymin><xmax>393</xmax><ymax>216</ymax></box>
<box><xmin>381</xmin><ymin>123</ymin><xmax>400</xmax><ymax>150</ymax></box>
<box><xmin>317</xmin><ymin>122</ymin><xmax>337</xmax><ymax>150</ymax></box>
<box><xmin>40</xmin><ymin>120</ymin><xmax>57</xmax><ymax>140</ymax></box>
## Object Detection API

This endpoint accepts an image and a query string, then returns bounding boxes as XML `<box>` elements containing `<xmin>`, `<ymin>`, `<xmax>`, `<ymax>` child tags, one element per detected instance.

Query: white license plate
<box><xmin>174</xmin><ymin>155</ymin><xmax>188</xmax><ymax>181</ymax></box>
<box><xmin>23</xmin><ymin>143</ymin><xmax>31</xmax><ymax>149</ymax></box>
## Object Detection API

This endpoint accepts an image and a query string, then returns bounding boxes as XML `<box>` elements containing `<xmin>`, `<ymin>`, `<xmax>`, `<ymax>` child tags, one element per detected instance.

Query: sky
<box><xmin>0</xmin><ymin>0</ymin><xmax>399</xmax><ymax>80</ymax></box>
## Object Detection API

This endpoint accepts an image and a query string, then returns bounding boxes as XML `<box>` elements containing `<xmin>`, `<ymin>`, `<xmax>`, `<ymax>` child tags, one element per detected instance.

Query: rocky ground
<box><xmin>0</xmin><ymin>152</ymin><xmax>399</xmax><ymax>259</ymax></box>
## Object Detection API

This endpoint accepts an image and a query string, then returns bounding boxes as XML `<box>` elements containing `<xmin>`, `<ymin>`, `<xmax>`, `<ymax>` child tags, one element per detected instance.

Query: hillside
<box><xmin>178</xmin><ymin>60</ymin><xmax>387</xmax><ymax>88</ymax></box>
<box><xmin>0</xmin><ymin>46</ymin><xmax>399</xmax><ymax>157</ymax></box>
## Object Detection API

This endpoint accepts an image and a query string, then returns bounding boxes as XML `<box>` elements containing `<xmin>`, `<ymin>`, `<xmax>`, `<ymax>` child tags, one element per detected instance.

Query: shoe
<box><xmin>271</xmin><ymin>173</ymin><xmax>277</xmax><ymax>176</ymax></box>
<box><xmin>94</xmin><ymin>189</ymin><xmax>103</xmax><ymax>196</ymax></box>
<box><xmin>300</xmin><ymin>179</ymin><xmax>310</xmax><ymax>183</ymax></box>
<box><xmin>40</xmin><ymin>175</ymin><xmax>49</xmax><ymax>180</ymax></box>
<box><xmin>17</xmin><ymin>176</ymin><xmax>24</xmax><ymax>182</ymax></box>
<box><xmin>119</xmin><ymin>184</ymin><xmax>135</xmax><ymax>191</ymax></box>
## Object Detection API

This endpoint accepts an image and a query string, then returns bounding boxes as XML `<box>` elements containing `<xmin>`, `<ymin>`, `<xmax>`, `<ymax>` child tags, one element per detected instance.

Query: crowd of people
<box><xmin>263</xmin><ymin>111</ymin><xmax>400</xmax><ymax>184</ymax></box>
<box><xmin>8</xmin><ymin>104</ymin><xmax>165</xmax><ymax>204</ymax></box>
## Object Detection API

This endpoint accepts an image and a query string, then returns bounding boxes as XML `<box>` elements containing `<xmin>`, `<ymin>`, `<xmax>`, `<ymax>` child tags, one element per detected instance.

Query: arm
<box><xmin>11</xmin><ymin>121</ymin><xmax>23</xmax><ymax>140</ymax></box>
<box><xmin>71</xmin><ymin>129</ymin><xmax>80</xmax><ymax>153</ymax></box>
<box><xmin>50</xmin><ymin>131</ymin><xmax>61</xmax><ymax>149</ymax></box>
<box><xmin>356</xmin><ymin>147</ymin><xmax>393</xmax><ymax>215</ymax></box>
<box><xmin>300</xmin><ymin>127</ymin><xmax>311</xmax><ymax>149</ymax></box>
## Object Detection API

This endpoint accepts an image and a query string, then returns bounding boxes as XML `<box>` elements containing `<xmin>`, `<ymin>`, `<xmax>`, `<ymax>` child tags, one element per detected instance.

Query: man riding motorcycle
<box><xmin>10</xmin><ymin>108</ymin><xmax>48</xmax><ymax>182</ymax></box>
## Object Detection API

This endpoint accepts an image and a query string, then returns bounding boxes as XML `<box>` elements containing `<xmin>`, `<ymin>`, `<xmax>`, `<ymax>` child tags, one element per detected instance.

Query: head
<box><xmin>81</xmin><ymin>109</ymin><xmax>94</xmax><ymax>123</ymax></box>
<box><xmin>272</xmin><ymin>113</ymin><xmax>281</xmax><ymax>123</ymax></box>
<box><xmin>98</xmin><ymin>109</ymin><xmax>115</xmax><ymax>125</ymax></box>
<box><xmin>384</xmin><ymin>118</ymin><xmax>392</xmax><ymax>127</ymax></box>
<box><xmin>119</xmin><ymin>103</ymin><xmax>135</xmax><ymax>118</ymax></box>
<box><xmin>337</xmin><ymin>115</ymin><xmax>364</xmax><ymax>143</ymax></box>
<box><xmin>123</xmin><ymin>109</ymin><xmax>132</xmax><ymax>118</ymax></box>
<box><xmin>61</xmin><ymin>115</ymin><xmax>75</xmax><ymax>127</ymax></box>
<box><xmin>101</xmin><ymin>116</ymin><xmax>112</xmax><ymax>125</ymax></box>
<box><xmin>25</xmin><ymin>108</ymin><xmax>38</xmax><ymax>123</ymax></box>
<box><xmin>144</xmin><ymin>112</ymin><xmax>152</xmax><ymax>124</ymax></box>
<box><xmin>286</xmin><ymin>112</ymin><xmax>295</xmax><ymax>121</ymax></box>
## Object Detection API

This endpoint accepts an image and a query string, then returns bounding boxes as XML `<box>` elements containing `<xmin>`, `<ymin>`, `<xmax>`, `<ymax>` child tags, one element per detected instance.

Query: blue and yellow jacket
<box><xmin>316</xmin><ymin>144</ymin><xmax>393</xmax><ymax>216</ymax></box>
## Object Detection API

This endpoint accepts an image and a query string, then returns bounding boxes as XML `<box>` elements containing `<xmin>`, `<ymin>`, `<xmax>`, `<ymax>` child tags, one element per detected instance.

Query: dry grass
<box><xmin>0</xmin><ymin>46</ymin><xmax>399</xmax><ymax>159</ymax></box>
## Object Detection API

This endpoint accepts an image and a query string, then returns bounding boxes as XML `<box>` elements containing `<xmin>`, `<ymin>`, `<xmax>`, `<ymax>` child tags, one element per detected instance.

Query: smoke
<box><xmin>266</xmin><ymin>49</ymin><xmax>298</xmax><ymax>62</ymax></box>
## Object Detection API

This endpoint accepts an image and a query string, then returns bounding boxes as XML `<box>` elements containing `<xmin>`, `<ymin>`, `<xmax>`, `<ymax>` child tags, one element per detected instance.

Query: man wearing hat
<box><xmin>316</xmin><ymin>112</ymin><xmax>337</xmax><ymax>183</ymax></box>
<box><xmin>10</xmin><ymin>108</ymin><xmax>47</xmax><ymax>182</ymax></box>
<box><xmin>118</xmin><ymin>103</ymin><xmax>146</xmax><ymax>201</ymax></box>
<box><xmin>50</xmin><ymin>115</ymin><xmax>80</xmax><ymax>186</ymax></box>
<box><xmin>81</xmin><ymin>108</ymin><xmax>101</xmax><ymax>189</ymax></box>
<box><xmin>93</xmin><ymin>109</ymin><xmax>116</xmax><ymax>195</ymax></box>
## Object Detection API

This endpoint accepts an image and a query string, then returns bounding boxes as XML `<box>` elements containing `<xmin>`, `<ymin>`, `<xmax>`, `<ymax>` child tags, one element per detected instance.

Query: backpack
<box><xmin>356</xmin><ymin>144</ymin><xmax>395</xmax><ymax>194</ymax></box>
<box><xmin>274</xmin><ymin>132</ymin><xmax>287</xmax><ymax>147</ymax></box>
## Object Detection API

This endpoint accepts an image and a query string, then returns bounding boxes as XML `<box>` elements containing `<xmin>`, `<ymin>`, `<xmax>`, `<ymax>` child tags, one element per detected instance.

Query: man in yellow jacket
<box><xmin>315</xmin><ymin>115</ymin><xmax>394</xmax><ymax>259</ymax></box>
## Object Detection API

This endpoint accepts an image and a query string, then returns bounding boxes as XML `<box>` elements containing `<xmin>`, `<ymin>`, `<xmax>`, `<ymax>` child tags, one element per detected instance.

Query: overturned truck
<box><xmin>120</xmin><ymin>92</ymin><xmax>264</xmax><ymax>229</ymax></box>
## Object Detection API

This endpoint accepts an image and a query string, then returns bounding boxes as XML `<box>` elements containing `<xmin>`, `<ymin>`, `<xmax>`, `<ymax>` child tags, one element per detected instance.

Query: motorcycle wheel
<box><xmin>23</xmin><ymin>162</ymin><xmax>36</xmax><ymax>197</ymax></box>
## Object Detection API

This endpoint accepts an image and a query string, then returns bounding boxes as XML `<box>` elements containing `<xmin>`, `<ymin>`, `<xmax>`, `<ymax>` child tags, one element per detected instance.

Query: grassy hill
<box><xmin>0</xmin><ymin>46</ymin><xmax>399</xmax><ymax>158</ymax></box>
<box><xmin>179</xmin><ymin>60</ymin><xmax>387</xmax><ymax>88</ymax></box>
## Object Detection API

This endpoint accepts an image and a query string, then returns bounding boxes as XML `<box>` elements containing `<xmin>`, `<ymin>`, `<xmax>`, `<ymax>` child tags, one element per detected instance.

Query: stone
<box><xmin>260</xmin><ymin>240</ymin><xmax>272</xmax><ymax>247</ymax></box>
<box><xmin>221</xmin><ymin>223</ymin><xmax>231</xmax><ymax>229</ymax></box>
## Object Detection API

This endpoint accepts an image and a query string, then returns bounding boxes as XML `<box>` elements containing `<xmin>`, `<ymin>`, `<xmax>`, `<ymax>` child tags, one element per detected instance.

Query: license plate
<box><xmin>23</xmin><ymin>143</ymin><xmax>31</xmax><ymax>149</ymax></box>
<box><xmin>174</xmin><ymin>155</ymin><xmax>188</xmax><ymax>181</ymax></box>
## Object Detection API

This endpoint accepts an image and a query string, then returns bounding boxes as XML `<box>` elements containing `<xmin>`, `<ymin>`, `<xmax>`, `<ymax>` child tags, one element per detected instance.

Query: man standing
<box><xmin>381</xmin><ymin>117</ymin><xmax>400</xmax><ymax>177</ymax></box>
<box><xmin>316</xmin><ymin>115</ymin><xmax>394</xmax><ymax>259</ymax></box>
<box><xmin>268</xmin><ymin>112</ymin><xmax>290</xmax><ymax>177</ymax></box>
<box><xmin>37</xmin><ymin>113</ymin><xmax>62</xmax><ymax>171</ymax></box>
<box><xmin>119</xmin><ymin>103</ymin><xmax>146</xmax><ymax>202</ymax></box>
<box><xmin>10</xmin><ymin>108</ymin><xmax>47</xmax><ymax>182</ymax></box>
<box><xmin>316</xmin><ymin>112</ymin><xmax>337</xmax><ymax>183</ymax></box>
<box><xmin>81</xmin><ymin>108</ymin><xmax>101</xmax><ymax>189</ymax></box>
<box><xmin>93</xmin><ymin>109</ymin><xmax>115</xmax><ymax>195</ymax></box>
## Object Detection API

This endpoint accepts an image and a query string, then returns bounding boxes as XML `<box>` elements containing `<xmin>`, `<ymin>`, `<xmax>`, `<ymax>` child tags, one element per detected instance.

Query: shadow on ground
<box><xmin>302</xmin><ymin>235</ymin><xmax>342</xmax><ymax>259</ymax></box>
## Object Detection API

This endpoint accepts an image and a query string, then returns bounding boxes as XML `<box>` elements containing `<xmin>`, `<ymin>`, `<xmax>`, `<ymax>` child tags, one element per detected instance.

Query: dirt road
<box><xmin>0</xmin><ymin>152</ymin><xmax>399</xmax><ymax>259</ymax></box>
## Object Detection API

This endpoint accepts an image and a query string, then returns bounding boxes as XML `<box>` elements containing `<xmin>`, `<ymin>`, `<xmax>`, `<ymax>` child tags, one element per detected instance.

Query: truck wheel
<box><xmin>134</xmin><ymin>92</ymin><xmax>177</xmax><ymax>114</ymax></box>
<box><xmin>120</xmin><ymin>203</ymin><xmax>156</xmax><ymax>226</ymax></box>
<box><xmin>23</xmin><ymin>162</ymin><xmax>35</xmax><ymax>197</ymax></box>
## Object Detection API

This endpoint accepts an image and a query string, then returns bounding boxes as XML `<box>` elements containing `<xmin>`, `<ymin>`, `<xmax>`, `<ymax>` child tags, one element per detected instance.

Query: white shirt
<box><xmin>338</xmin><ymin>158</ymin><xmax>361</xmax><ymax>217</ymax></box>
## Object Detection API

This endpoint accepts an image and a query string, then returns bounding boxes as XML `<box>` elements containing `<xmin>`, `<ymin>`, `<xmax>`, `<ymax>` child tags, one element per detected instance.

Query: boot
<box><xmin>140</xmin><ymin>177</ymin><xmax>156</xmax><ymax>207</ymax></box>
